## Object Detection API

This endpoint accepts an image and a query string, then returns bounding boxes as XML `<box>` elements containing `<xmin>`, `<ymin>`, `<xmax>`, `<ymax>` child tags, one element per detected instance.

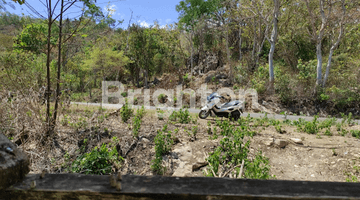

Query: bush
<box><xmin>350</xmin><ymin>130</ymin><xmax>360</xmax><ymax>138</ymax></box>
<box><xmin>132</xmin><ymin>106</ymin><xmax>145</xmax><ymax>138</ymax></box>
<box><xmin>120</xmin><ymin>98</ymin><xmax>133</xmax><ymax>123</ymax></box>
<box><xmin>205</xmin><ymin>118</ymin><xmax>268</xmax><ymax>179</ymax></box>
<box><xmin>169</xmin><ymin>108</ymin><xmax>192</xmax><ymax>124</ymax></box>
<box><xmin>71</xmin><ymin>143</ymin><xmax>123</xmax><ymax>175</ymax></box>
<box><xmin>151</xmin><ymin>124</ymin><xmax>173</xmax><ymax>175</ymax></box>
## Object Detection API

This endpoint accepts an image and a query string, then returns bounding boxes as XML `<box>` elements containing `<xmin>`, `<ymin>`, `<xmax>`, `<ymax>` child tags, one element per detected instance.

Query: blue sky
<box><xmin>6</xmin><ymin>0</ymin><xmax>182</xmax><ymax>28</ymax></box>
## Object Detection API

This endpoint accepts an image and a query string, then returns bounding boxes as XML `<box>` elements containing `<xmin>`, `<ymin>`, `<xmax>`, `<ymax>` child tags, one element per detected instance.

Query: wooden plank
<box><xmin>2</xmin><ymin>173</ymin><xmax>360</xmax><ymax>200</ymax></box>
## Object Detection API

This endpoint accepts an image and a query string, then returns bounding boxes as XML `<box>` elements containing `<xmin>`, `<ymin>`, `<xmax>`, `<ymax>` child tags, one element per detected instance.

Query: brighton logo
<box><xmin>102</xmin><ymin>81</ymin><xmax>259</xmax><ymax>117</ymax></box>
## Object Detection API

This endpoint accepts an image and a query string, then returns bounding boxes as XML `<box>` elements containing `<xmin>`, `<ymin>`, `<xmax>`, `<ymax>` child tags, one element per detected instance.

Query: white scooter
<box><xmin>199</xmin><ymin>92</ymin><xmax>244</xmax><ymax>121</ymax></box>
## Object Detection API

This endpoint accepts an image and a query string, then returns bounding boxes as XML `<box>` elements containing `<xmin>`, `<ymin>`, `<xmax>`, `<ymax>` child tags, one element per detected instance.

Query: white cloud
<box><xmin>165</xmin><ymin>18</ymin><xmax>171</xmax><ymax>23</ymax></box>
<box><xmin>138</xmin><ymin>20</ymin><xmax>150</xmax><ymax>28</ymax></box>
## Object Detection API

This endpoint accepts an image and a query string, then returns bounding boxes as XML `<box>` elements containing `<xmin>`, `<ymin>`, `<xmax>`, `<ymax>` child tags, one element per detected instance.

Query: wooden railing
<box><xmin>2</xmin><ymin>173</ymin><xmax>360</xmax><ymax>200</ymax></box>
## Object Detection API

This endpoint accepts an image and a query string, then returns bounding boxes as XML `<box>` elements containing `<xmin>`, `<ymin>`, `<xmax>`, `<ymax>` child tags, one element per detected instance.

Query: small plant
<box><xmin>336</xmin><ymin>122</ymin><xmax>342</xmax><ymax>131</ymax></box>
<box><xmin>275</xmin><ymin>125</ymin><xmax>284</xmax><ymax>134</ymax></box>
<box><xmin>120</xmin><ymin>98</ymin><xmax>133</xmax><ymax>123</ymax></box>
<box><xmin>169</xmin><ymin>108</ymin><xmax>192</xmax><ymax>124</ymax></box>
<box><xmin>340</xmin><ymin>129</ymin><xmax>348</xmax><ymax>136</ymax></box>
<box><xmin>158</xmin><ymin>93</ymin><xmax>166</xmax><ymax>103</ymax></box>
<box><xmin>71</xmin><ymin>143</ymin><xmax>123</xmax><ymax>175</ymax></box>
<box><xmin>157</xmin><ymin>109</ymin><xmax>165</xmax><ymax>120</ymax></box>
<box><xmin>183</xmin><ymin>73</ymin><xmax>189</xmax><ymax>83</ymax></box>
<box><xmin>61</xmin><ymin>114</ymin><xmax>70</xmax><ymax>126</ymax></box>
<box><xmin>316</xmin><ymin>134</ymin><xmax>322</xmax><ymax>139</ymax></box>
<box><xmin>324</xmin><ymin>128</ymin><xmax>332</xmax><ymax>136</ymax></box>
<box><xmin>151</xmin><ymin>124</ymin><xmax>173</xmax><ymax>175</ymax></box>
<box><xmin>132</xmin><ymin>116</ymin><xmax>141</xmax><ymax>138</ymax></box>
<box><xmin>347</xmin><ymin>112</ymin><xmax>354</xmax><ymax>125</ymax></box>
<box><xmin>332</xmin><ymin>148</ymin><xmax>337</xmax><ymax>156</ymax></box>
<box><xmin>132</xmin><ymin>106</ymin><xmax>145</xmax><ymax>138</ymax></box>
<box><xmin>190</xmin><ymin>125</ymin><xmax>198</xmax><ymax>140</ymax></box>
<box><xmin>207</xmin><ymin>121</ymin><xmax>212</xmax><ymax>134</ymax></box>
<box><xmin>303</xmin><ymin>116</ymin><xmax>319</xmax><ymax>134</ymax></box>
<box><xmin>70</xmin><ymin>117</ymin><xmax>88</xmax><ymax>130</ymax></box>
<box><xmin>244</xmin><ymin>151</ymin><xmax>273</xmax><ymax>180</ymax></box>
<box><xmin>350</xmin><ymin>130</ymin><xmax>360</xmax><ymax>138</ymax></box>
<box><xmin>79</xmin><ymin>138</ymin><xmax>88</xmax><ymax>153</ymax></box>
<box><xmin>319</xmin><ymin>117</ymin><xmax>336</xmax><ymax>129</ymax></box>
<box><xmin>121</xmin><ymin>92</ymin><xmax>127</xmax><ymax>97</ymax></box>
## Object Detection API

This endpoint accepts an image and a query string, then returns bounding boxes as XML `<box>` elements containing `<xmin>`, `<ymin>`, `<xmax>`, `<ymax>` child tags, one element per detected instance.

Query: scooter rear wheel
<box><xmin>231</xmin><ymin>110</ymin><xmax>241</xmax><ymax>121</ymax></box>
<box><xmin>199</xmin><ymin>110</ymin><xmax>210</xmax><ymax>119</ymax></box>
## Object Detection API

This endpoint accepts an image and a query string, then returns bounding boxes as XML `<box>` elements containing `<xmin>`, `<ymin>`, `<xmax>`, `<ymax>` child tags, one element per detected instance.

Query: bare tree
<box><xmin>305</xmin><ymin>0</ymin><xmax>331</xmax><ymax>88</ymax></box>
<box><xmin>322</xmin><ymin>0</ymin><xmax>356</xmax><ymax>87</ymax></box>
<box><xmin>268</xmin><ymin>0</ymin><xmax>280</xmax><ymax>90</ymax></box>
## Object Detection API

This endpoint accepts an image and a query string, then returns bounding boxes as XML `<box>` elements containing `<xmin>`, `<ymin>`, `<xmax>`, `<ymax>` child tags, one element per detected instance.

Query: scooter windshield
<box><xmin>207</xmin><ymin>92</ymin><xmax>220</xmax><ymax>102</ymax></box>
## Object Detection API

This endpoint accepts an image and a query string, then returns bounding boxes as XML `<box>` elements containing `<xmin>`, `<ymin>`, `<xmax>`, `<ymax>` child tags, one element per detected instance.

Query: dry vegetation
<box><xmin>1</xmin><ymin>94</ymin><xmax>359</xmax><ymax>182</ymax></box>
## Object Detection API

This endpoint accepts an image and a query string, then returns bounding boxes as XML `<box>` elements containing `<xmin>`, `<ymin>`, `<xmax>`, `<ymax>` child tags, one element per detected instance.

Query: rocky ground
<box><xmin>19</xmin><ymin>105</ymin><xmax>360</xmax><ymax>183</ymax></box>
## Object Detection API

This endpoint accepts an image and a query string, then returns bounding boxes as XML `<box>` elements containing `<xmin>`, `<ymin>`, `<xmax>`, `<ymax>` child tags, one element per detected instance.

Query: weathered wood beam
<box><xmin>2</xmin><ymin>173</ymin><xmax>360</xmax><ymax>200</ymax></box>
<box><xmin>0</xmin><ymin>134</ymin><xmax>30</xmax><ymax>190</ymax></box>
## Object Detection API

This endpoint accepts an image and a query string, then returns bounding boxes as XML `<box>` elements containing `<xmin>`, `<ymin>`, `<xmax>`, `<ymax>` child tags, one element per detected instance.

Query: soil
<box><xmin>21</xmin><ymin>106</ymin><xmax>360</xmax><ymax>183</ymax></box>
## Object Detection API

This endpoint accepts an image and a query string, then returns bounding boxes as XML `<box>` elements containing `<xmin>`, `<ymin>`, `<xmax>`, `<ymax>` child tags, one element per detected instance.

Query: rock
<box><xmin>262</xmin><ymin>101</ymin><xmax>268</xmax><ymax>106</ymax></box>
<box><xmin>141</xmin><ymin>138</ymin><xmax>150</xmax><ymax>143</ymax></box>
<box><xmin>172</xmin><ymin>162</ymin><xmax>193</xmax><ymax>177</ymax></box>
<box><xmin>263</xmin><ymin>138</ymin><xmax>274</xmax><ymax>146</ymax></box>
<box><xmin>192</xmin><ymin>161</ymin><xmax>208</xmax><ymax>172</ymax></box>
<box><xmin>0</xmin><ymin>134</ymin><xmax>30</xmax><ymax>190</ymax></box>
<box><xmin>290</xmin><ymin>138</ymin><xmax>303</xmax><ymax>145</ymax></box>
<box><xmin>275</xmin><ymin>139</ymin><xmax>288</xmax><ymax>148</ymax></box>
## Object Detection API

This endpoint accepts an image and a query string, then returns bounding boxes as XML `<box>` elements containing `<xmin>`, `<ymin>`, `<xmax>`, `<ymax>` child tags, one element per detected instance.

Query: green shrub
<box><xmin>169</xmin><ymin>108</ymin><xmax>192</xmax><ymax>124</ymax></box>
<box><xmin>300</xmin><ymin>116</ymin><xmax>319</xmax><ymax>134</ymax></box>
<box><xmin>132</xmin><ymin>106</ymin><xmax>146</xmax><ymax>138</ymax></box>
<box><xmin>158</xmin><ymin>93</ymin><xmax>166</xmax><ymax>103</ymax></box>
<box><xmin>244</xmin><ymin>151</ymin><xmax>272</xmax><ymax>180</ymax></box>
<box><xmin>350</xmin><ymin>130</ymin><xmax>360</xmax><ymax>138</ymax></box>
<box><xmin>121</xmin><ymin>92</ymin><xmax>127</xmax><ymax>97</ymax></box>
<box><xmin>151</xmin><ymin>124</ymin><xmax>173</xmax><ymax>175</ymax></box>
<box><xmin>71</xmin><ymin>143</ymin><xmax>123</xmax><ymax>175</ymax></box>
<box><xmin>205</xmin><ymin>119</ymin><xmax>267</xmax><ymax>179</ymax></box>
<box><xmin>120</xmin><ymin>98</ymin><xmax>133</xmax><ymax>123</ymax></box>
<box><xmin>319</xmin><ymin>117</ymin><xmax>336</xmax><ymax>129</ymax></box>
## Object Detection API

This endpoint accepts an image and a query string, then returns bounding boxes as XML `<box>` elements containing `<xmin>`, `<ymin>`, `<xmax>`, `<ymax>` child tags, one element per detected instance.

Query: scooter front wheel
<box><xmin>199</xmin><ymin>110</ymin><xmax>210</xmax><ymax>119</ymax></box>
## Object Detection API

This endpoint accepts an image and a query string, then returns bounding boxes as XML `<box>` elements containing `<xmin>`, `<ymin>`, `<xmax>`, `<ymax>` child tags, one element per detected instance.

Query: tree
<box><xmin>176</xmin><ymin>0</ymin><xmax>234</xmax><ymax>80</ymax></box>
<box><xmin>14</xmin><ymin>0</ymin><xmax>102</xmax><ymax>135</ymax></box>
<box><xmin>268</xmin><ymin>0</ymin><xmax>280</xmax><ymax>89</ymax></box>
<box><xmin>83</xmin><ymin>45</ymin><xmax>131</xmax><ymax>82</ymax></box>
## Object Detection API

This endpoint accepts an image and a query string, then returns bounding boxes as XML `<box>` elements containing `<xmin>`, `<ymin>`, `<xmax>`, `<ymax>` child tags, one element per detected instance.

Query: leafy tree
<box><xmin>83</xmin><ymin>44</ymin><xmax>131</xmax><ymax>82</ymax></box>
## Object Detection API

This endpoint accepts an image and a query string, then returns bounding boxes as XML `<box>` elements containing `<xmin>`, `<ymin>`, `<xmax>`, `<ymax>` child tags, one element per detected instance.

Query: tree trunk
<box><xmin>45</xmin><ymin>0</ymin><xmax>53</xmax><ymax>136</ymax></box>
<box><xmin>323</xmin><ymin>0</ymin><xmax>346</xmax><ymax>87</ymax></box>
<box><xmin>315</xmin><ymin>40</ymin><xmax>323</xmax><ymax>86</ymax></box>
<box><xmin>144</xmin><ymin>68</ymin><xmax>148</xmax><ymax>88</ymax></box>
<box><xmin>239</xmin><ymin>22</ymin><xmax>242</xmax><ymax>61</ymax></box>
<box><xmin>225</xmin><ymin>29</ymin><xmax>232</xmax><ymax>83</ymax></box>
<box><xmin>268</xmin><ymin>0</ymin><xmax>280</xmax><ymax>90</ymax></box>
<box><xmin>251</xmin><ymin>17</ymin><xmax>257</xmax><ymax>70</ymax></box>
<box><xmin>52</xmin><ymin>0</ymin><xmax>64</xmax><ymax>131</ymax></box>
<box><xmin>190</xmin><ymin>31</ymin><xmax>194</xmax><ymax>77</ymax></box>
